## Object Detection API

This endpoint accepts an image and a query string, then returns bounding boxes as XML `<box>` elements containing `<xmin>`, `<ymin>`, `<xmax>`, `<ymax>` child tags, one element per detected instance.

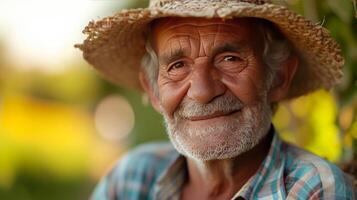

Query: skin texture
<box><xmin>139</xmin><ymin>17</ymin><xmax>298</xmax><ymax>199</ymax></box>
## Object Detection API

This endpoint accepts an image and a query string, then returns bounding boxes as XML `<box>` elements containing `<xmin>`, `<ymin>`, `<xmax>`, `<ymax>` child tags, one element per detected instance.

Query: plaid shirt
<box><xmin>91</xmin><ymin>130</ymin><xmax>355</xmax><ymax>200</ymax></box>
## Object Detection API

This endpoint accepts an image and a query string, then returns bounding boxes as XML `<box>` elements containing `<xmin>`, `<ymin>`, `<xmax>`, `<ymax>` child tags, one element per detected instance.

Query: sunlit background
<box><xmin>0</xmin><ymin>0</ymin><xmax>356</xmax><ymax>199</ymax></box>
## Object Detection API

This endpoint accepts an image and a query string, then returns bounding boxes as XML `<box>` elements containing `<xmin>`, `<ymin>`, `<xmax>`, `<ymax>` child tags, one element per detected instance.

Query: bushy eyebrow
<box><xmin>211</xmin><ymin>43</ymin><xmax>243</xmax><ymax>56</ymax></box>
<box><xmin>159</xmin><ymin>49</ymin><xmax>187</xmax><ymax>66</ymax></box>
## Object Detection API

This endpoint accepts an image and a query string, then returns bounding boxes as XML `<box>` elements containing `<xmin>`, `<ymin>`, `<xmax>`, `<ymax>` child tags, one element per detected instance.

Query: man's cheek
<box><xmin>221</xmin><ymin>76</ymin><xmax>261</xmax><ymax>104</ymax></box>
<box><xmin>158</xmin><ymin>82</ymin><xmax>190</xmax><ymax>118</ymax></box>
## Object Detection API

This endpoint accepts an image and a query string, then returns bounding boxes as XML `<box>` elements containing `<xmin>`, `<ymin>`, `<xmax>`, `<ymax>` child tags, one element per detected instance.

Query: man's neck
<box><xmin>182</xmin><ymin>130</ymin><xmax>273</xmax><ymax>199</ymax></box>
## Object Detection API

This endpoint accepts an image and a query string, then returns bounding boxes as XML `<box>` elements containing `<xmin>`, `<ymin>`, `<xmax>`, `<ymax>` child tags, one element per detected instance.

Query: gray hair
<box><xmin>140</xmin><ymin>19</ymin><xmax>293</xmax><ymax>95</ymax></box>
<box><xmin>141</xmin><ymin>36</ymin><xmax>159</xmax><ymax>94</ymax></box>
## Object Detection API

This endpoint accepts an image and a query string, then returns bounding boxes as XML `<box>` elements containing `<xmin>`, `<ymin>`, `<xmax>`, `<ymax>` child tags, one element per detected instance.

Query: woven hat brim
<box><xmin>76</xmin><ymin>2</ymin><xmax>344</xmax><ymax>100</ymax></box>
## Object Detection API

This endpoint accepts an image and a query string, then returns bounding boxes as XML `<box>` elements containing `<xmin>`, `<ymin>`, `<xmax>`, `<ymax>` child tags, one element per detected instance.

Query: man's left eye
<box><xmin>223</xmin><ymin>55</ymin><xmax>241</xmax><ymax>62</ymax></box>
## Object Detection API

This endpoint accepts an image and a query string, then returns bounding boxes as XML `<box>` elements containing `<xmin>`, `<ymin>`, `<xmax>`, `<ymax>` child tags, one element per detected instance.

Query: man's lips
<box><xmin>186</xmin><ymin>110</ymin><xmax>239</xmax><ymax>121</ymax></box>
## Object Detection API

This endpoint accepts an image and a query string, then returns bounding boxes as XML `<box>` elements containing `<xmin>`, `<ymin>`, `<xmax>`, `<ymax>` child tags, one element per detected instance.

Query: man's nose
<box><xmin>187</xmin><ymin>66</ymin><xmax>226</xmax><ymax>104</ymax></box>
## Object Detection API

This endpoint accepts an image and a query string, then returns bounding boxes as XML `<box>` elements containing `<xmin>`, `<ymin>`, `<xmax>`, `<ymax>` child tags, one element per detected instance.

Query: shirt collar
<box><xmin>153</xmin><ymin>153</ymin><xmax>187</xmax><ymax>200</ymax></box>
<box><xmin>154</xmin><ymin>126</ymin><xmax>285</xmax><ymax>200</ymax></box>
<box><xmin>232</xmin><ymin>127</ymin><xmax>285</xmax><ymax>199</ymax></box>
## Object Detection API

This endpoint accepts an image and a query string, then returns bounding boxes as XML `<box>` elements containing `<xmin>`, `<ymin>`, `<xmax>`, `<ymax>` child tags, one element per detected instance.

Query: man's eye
<box><xmin>168</xmin><ymin>61</ymin><xmax>185</xmax><ymax>71</ymax></box>
<box><xmin>223</xmin><ymin>55</ymin><xmax>241</xmax><ymax>62</ymax></box>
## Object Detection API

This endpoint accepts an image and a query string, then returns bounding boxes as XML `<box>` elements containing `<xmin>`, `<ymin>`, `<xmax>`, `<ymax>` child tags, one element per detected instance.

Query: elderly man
<box><xmin>77</xmin><ymin>0</ymin><xmax>355</xmax><ymax>199</ymax></box>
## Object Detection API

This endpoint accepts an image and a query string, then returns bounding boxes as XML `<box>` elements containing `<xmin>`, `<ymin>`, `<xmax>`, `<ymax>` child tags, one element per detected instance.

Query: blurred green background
<box><xmin>0</xmin><ymin>0</ymin><xmax>356</xmax><ymax>199</ymax></box>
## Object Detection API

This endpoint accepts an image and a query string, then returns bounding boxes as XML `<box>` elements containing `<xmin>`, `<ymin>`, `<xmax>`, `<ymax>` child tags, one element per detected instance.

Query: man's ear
<box><xmin>138</xmin><ymin>70</ymin><xmax>161</xmax><ymax>113</ymax></box>
<box><xmin>268</xmin><ymin>55</ymin><xmax>298</xmax><ymax>102</ymax></box>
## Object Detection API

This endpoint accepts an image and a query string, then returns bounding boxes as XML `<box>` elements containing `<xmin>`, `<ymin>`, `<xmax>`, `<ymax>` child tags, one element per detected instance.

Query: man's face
<box><xmin>151</xmin><ymin>17</ymin><xmax>273</xmax><ymax>160</ymax></box>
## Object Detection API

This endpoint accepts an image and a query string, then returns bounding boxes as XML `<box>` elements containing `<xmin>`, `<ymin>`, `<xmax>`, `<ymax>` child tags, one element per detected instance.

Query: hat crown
<box><xmin>149</xmin><ymin>0</ymin><xmax>272</xmax><ymax>8</ymax></box>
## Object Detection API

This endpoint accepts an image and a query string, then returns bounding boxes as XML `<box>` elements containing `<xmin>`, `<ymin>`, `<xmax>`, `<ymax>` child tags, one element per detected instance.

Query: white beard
<box><xmin>162</xmin><ymin>91</ymin><xmax>272</xmax><ymax>161</ymax></box>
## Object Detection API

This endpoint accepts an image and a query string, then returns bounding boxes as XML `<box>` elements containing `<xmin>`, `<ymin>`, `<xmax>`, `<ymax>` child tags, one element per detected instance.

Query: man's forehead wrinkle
<box><xmin>169</xmin><ymin>38</ymin><xmax>176</xmax><ymax>62</ymax></box>
<box><xmin>201</xmin><ymin>35</ymin><xmax>217</xmax><ymax>57</ymax></box>
<box><xmin>177</xmin><ymin>37</ymin><xmax>183</xmax><ymax>55</ymax></box>
<box><xmin>160</xmin><ymin>30</ymin><xmax>246</xmax><ymax>45</ymax></box>
<box><xmin>197</xmin><ymin>25</ymin><xmax>220</xmax><ymax>57</ymax></box>
<box><xmin>156</xmin><ymin>22</ymin><xmax>243</xmax><ymax>36</ymax></box>
<box><xmin>163</xmin><ymin>34</ymin><xmax>200</xmax><ymax>45</ymax></box>
<box><xmin>152</xmin><ymin>17</ymin><xmax>257</xmax><ymax>36</ymax></box>
<box><xmin>161</xmin><ymin>35</ymin><xmax>198</xmax><ymax>55</ymax></box>
<box><xmin>188</xmin><ymin>34</ymin><xmax>196</xmax><ymax>58</ymax></box>
<box><xmin>196</xmin><ymin>27</ymin><xmax>206</xmax><ymax>57</ymax></box>
<box><xmin>178</xmin><ymin>37</ymin><xmax>189</xmax><ymax>58</ymax></box>
<box><xmin>212</xmin><ymin>24</ymin><xmax>222</xmax><ymax>54</ymax></box>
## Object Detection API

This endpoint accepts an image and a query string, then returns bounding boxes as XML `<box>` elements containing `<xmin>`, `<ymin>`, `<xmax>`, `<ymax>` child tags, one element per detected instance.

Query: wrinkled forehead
<box><xmin>151</xmin><ymin>17</ymin><xmax>256</xmax><ymax>37</ymax></box>
<box><xmin>153</xmin><ymin>17</ymin><xmax>246</xmax><ymax>27</ymax></box>
<box><xmin>149</xmin><ymin>17</ymin><xmax>263</xmax><ymax>50</ymax></box>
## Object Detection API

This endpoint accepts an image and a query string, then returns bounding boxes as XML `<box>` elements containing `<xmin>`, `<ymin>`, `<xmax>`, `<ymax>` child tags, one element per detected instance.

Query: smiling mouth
<box><xmin>187</xmin><ymin>110</ymin><xmax>240</xmax><ymax>121</ymax></box>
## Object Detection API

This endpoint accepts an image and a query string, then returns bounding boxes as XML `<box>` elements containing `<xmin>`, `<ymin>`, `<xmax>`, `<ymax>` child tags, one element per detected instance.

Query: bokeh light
<box><xmin>94</xmin><ymin>95</ymin><xmax>135</xmax><ymax>142</ymax></box>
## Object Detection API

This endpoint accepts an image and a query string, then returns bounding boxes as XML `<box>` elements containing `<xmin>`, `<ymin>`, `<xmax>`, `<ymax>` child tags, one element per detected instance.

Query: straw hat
<box><xmin>75</xmin><ymin>0</ymin><xmax>344</xmax><ymax>99</ymax></box>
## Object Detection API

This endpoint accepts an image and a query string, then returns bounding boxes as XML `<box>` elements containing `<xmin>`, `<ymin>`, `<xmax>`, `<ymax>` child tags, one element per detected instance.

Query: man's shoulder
<box><xmin>120</xmin><ymin>141</ymin><xmax>178</xmax><ymax>171</ymax></box>
<box><xmin>111</xmin><ymin>141</ymin><xmax>178</xmax><ymax>181</ymax></box>
<box><xmin>91</xmin><ymin>142</ymin><xmax>178</xmax><ymax>200</ymax></box>
<box><xmin>282</xmin><ymin>142</ymin><xmax>355</xmax><ymax>199</ymax></box>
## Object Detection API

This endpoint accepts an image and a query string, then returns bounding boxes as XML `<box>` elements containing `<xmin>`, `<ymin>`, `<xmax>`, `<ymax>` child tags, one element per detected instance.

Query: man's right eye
<box><xmin>168</xmin><ymin>61</ymin><xmax>185</xmax><ymax>71</ymax></box>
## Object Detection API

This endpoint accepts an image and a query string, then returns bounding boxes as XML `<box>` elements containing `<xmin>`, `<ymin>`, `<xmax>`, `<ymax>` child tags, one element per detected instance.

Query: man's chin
<box><xmin>173</xmin><ymin>143</ymin><xmax>248</xmax><ymax>161</ymax></box>
<box><xmin>169</xmin><ymin>132</ymin><xmax>259</xmax><ymax>161</ymax></box>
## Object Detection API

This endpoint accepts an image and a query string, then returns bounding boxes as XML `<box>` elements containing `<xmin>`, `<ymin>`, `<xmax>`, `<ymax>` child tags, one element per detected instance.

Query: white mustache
<box><xmin>174</xmin><ymin>93</ymin><xmax>244</xmax><ymax>119</ymax></box>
